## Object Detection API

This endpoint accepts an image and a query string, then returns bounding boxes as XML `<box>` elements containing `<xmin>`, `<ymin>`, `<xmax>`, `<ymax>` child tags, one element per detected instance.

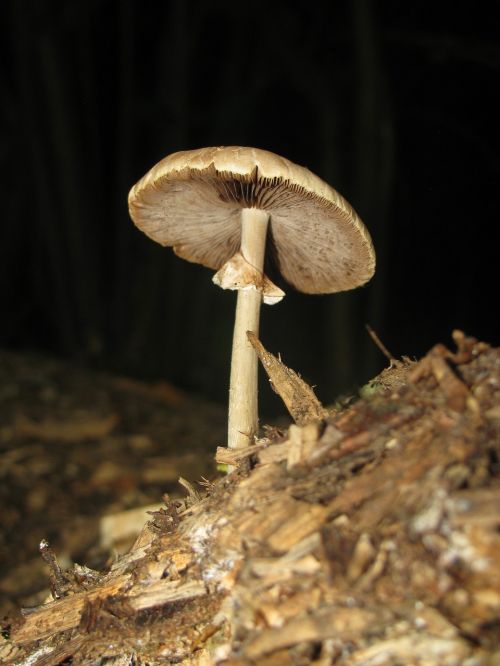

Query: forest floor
<box><xmin>0</xmin><ymin>350</ymin><xmax>226</xmax><ymax>618</ymax></box>
<box><xmin>1</xmin><ymin>332</ymin><xmax>499</xmax><ymax>665</ymax></box>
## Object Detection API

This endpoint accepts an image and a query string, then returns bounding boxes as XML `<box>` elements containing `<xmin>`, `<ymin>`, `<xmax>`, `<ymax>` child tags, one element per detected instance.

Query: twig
<box><xmin>366</xmin><ymin>325</ymin><xmax>396</xmax><ymax>363</ymax></box>
<box><xmin>39</xmin><ymin>540</ymin><xmax>67</xmax><ymax>600</ymax></box>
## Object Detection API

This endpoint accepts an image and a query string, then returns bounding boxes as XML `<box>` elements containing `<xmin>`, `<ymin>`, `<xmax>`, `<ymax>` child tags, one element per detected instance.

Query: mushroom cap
<box><xmin>128</xmin><ymin>146</ymin><xmax>375</xmax><ymax>294</ymax></box>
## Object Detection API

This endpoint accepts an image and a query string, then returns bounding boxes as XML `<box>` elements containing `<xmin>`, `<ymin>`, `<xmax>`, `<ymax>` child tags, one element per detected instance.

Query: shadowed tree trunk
<box><xmin>40</xmin><ymin>35</ymin><xmax>102</xmax><ymax>354</ymax></box>
<box><xmin>10</xmin><ymin>1</ymin><xmax>77</xmax><ymax>352</ymax></box>
<box><xmin>111</xmin><ymin>0</ymin><xmax>136</xmax><ymax>359</ymax></box>
<box><xmin>122</xmin><ymin>0</ymin><xmax>195</xmax><ymax>382</ymax></box>
<box><xmin>351</xmin><ymin>0</ymin><xmax>394</xmax><ymax>376</ymax></box>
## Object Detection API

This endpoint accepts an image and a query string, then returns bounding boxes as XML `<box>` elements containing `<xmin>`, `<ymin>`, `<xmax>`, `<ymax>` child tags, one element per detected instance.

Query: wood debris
<box><xmin>2</xmin><ymin>331</ymin><xmax>500</xmax><ymax>664</ymax></box>
<box><xmin>99</xmin><ymin>503</ymin><xmax>165</xmax><ymax>550</ymax></box>
<box><xmin>13</xmin><ymin>412</ymin><xmax>118</xmax><ymax>443</ymax></box>
<box><xmin>247</xmin><ymin>331</ymin><xmax>328</xmax><ymax>424</ymax></box>
<box><xmin>0</xmin><ymin>350</ymin><xmax>224</xmax><ymax>617</ymax></box>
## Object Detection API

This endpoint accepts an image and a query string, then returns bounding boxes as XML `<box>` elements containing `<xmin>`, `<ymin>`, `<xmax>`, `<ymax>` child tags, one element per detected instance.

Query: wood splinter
<box><xmin>246</xmin><ymin>331</ymin><xmax>328</xmax><ymax>426</ymax></box>
<box><xmin>39</xmin><ymin>539</ymin><xmax>68</xmax><ymax>600</ymax></box>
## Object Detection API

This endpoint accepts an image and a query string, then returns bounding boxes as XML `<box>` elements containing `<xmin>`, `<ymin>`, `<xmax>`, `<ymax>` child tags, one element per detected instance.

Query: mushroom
<box><xmin>128</xmin><ymin>146</ymin><xmax>375</xmax><ymax>449</ymax></box>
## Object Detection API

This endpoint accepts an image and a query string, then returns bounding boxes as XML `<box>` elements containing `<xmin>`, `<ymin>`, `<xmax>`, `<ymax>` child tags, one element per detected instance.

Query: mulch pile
<box><xmin>1</xmin><ymin>331</ymin><xmax>499</xmax><ymax>664</ymax></box>
<box><xmin>0</xmin><ymin>351</ymin><xmax>225</xmax><ymax>618</ymax></box>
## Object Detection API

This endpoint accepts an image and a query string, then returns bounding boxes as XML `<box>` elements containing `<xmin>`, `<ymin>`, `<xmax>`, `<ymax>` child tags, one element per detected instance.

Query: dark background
<box><xmin>2</xmin><ymin>0</ymin><xmax>499</xmax><ymax>415</ymax></box>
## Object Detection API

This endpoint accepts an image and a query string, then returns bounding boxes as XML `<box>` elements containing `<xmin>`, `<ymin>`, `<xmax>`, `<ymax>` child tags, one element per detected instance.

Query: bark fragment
<box><xmin>247</xmin><ymin>331</ymin><xmax>328</xmax><ymax>425</ymax></box>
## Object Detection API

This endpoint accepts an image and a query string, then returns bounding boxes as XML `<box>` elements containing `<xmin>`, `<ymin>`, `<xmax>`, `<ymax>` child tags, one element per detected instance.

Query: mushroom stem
<box><xmin>228</xmin><ymin>207</ymin><xmax>270</xmax><ymax>449</ymax></box>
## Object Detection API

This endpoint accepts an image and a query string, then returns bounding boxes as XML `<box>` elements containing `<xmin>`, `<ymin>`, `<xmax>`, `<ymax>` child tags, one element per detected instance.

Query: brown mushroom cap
<box><xmin>128</xmin><ymin>146</ymin><xmax>375</xmax><ymax>293</ymax></box>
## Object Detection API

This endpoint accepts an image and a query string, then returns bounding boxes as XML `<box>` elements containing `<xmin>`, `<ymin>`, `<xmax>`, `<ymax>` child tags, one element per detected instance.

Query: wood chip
<box><xmin>128</xmin><ymin>579</ymin><xmax>206</xmax><ymax>611</ymax></box>
<box><xmin>100</xmin><ymin>503</ymin><xmax>164</xmax><ymax>549</ymax></box>
<box><xmin>12</xmin><ymin>575</ymin><xmax>130</xmax><ymax>644</ymax></box>
<box><xmin>14</xmin><ymin>412</ymin><xmax>118</xmax><ymax>443</ymax></box>
<box><xmin>244</xmin><ymin>606</ymin><xmax>378</xmax><ymax>659</ymax></box>
<box><xmin>247</xmin><ymin>332</ymin><xmax>328</xmax><ymax>425</ymax></box>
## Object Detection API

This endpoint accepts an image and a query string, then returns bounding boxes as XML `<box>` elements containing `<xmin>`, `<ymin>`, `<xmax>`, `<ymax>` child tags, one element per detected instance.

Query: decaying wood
<box><xmin>3</xmin><ymin>332</ymin><xmax>500</xmax><ymax>664</ymax></box>
<box><xmin>247</xmin><ymin>331</ymin><xmax>328</xmax><ymax>424</ymax></box>
<box><xmin>99</xmin><ymin>503</ymin><xmax>164</xmax><ymax>550</ymax></box>
<box><xmin>13</xmin><ymin>412</ymin><xmax>119</xmax><ymax>443</ymax></box>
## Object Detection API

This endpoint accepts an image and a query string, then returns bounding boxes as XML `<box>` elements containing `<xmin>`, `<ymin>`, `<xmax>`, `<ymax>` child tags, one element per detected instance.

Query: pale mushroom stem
<box><xmin>228</xmin><ymin>207</ymin><xmax>270</xmax><ymax>449</ymax></box>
